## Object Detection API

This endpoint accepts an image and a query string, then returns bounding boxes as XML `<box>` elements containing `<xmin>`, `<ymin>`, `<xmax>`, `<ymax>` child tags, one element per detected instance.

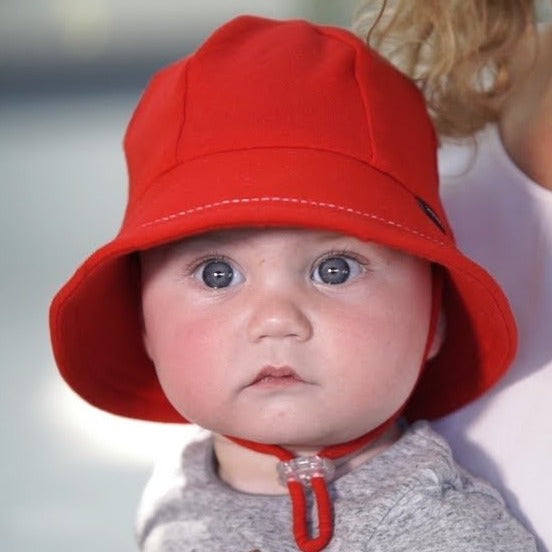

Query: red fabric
<box><xmin>49</xmin><ymin>15</ymin><xmax>517</xmax><ymax>425</ymax></box>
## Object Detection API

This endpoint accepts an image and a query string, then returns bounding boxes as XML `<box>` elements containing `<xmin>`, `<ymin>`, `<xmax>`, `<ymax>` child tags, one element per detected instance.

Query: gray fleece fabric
<box><xmin>136</xmin><ymin>421</ymin><xmax>536</xmax><ymax>551</ymax></box>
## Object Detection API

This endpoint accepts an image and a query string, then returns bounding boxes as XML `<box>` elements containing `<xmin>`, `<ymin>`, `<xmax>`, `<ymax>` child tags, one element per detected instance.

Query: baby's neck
<box><xmin>213</xmin><ymin>423</ymin><xmax>402</xmax><ymax>495</ymax></box>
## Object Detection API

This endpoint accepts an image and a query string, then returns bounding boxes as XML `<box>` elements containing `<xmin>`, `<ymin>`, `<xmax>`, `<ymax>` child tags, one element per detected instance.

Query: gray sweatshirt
<box><xmin>136</xmin><ymin>421</ymin><xmax>536</xmax><ymax>551</ymax></box>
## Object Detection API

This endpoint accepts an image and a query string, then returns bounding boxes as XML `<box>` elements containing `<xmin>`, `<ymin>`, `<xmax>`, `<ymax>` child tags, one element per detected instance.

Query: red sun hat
<box><xmin>49</xmin><ymin>15</ymin><xmax>516</xmax><ymax>424</ymax></box>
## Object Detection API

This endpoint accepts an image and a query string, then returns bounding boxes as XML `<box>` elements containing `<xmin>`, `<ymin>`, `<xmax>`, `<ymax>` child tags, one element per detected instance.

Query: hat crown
<box><xmin>124</xmin><ymin>16</ymin><xmax>438</xmax><ymax>207</ymax></box>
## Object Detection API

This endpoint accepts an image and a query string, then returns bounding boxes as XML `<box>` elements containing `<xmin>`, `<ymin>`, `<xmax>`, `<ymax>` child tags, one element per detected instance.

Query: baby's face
<box><xmin>140</xmin><ymin>228</ymin><xmax>434</xmax><ymax>449</ymax></box>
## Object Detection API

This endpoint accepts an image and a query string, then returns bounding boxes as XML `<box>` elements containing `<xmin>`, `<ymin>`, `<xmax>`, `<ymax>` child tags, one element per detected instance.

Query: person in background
<box><xmin>353</xmin><ymin>1</ymin><xmax>552</xmax><ymax>550</ymax></box>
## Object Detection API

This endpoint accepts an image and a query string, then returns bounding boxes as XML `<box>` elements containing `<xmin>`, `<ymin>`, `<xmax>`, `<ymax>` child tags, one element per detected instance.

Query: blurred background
<box><xmin>0</xmin><ymin>1</ymin><xmax>357</xmax><ymax>551</ymax></box>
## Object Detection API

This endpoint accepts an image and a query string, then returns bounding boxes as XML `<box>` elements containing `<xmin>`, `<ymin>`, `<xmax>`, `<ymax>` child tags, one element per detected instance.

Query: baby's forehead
<box><xmin>179</xmin><ymin>227</ymin><xmax>347</xmax><ymax>246</ymax></box>
<box><xmin>146</xmin><ymin>227</ymin><xmax>421</xmax><ymax>263</ymax></box>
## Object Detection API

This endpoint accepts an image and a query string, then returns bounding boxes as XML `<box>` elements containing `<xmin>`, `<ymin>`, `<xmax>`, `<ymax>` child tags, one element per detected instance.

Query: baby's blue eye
<box><xmin>199</xmin><ymin>260</ymin><xmax>243</xmax><ymax>288</ymax></box>
<box><xmin>312</xmin><ymin>256</ymin><xmax>361</xmax><ymax>285</ymax></box>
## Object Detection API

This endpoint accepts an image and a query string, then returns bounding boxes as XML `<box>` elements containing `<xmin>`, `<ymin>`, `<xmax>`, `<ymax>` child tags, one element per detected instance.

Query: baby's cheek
<box><xmin>156</xmin><ymin>363</ymin><xmax>205</xmax><ymax>422</ymax></box>
<box><xmin>154</xmin><ymin>332</ymin><xmax>224</xmax><ymax>422</ymax></box>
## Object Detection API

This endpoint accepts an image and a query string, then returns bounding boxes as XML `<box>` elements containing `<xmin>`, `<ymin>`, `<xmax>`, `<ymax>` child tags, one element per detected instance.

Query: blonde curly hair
<box><xmin>353</xmin><ymin>0</ymin><xmax>537</xmax><ymax>138</ymax></box>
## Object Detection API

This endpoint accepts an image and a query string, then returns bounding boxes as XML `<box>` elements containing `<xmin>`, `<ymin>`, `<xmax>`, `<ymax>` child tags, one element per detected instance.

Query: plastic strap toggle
<box><xmin>276</xmin><ymin>455</ymin><xmax>335</xmax><ymax>487</ymax></box>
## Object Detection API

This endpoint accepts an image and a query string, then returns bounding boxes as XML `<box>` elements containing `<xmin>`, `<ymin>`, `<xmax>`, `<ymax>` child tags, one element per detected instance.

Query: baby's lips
<box><xmin>249</xmin><ymin>365</ymin><xmax>304</xmax><ymax>386</ymax></box>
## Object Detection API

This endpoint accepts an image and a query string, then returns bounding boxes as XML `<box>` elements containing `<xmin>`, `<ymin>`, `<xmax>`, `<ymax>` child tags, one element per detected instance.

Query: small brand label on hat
<box><xmin>416</xmin><ymin>197</ymin><xmax>446</xmax><ymax>234</ymax></box>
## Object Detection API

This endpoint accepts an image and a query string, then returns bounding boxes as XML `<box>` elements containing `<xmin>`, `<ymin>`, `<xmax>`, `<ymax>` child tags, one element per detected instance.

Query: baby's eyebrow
<box><xmin>172</xmin><ymin>229</ymin><xmax>390</xmax><ymax>257</ymax></box>
<box><xmin>171</xmin><ymin>230</ymin><xmax>252</xmax><ymax>254</ymax></box>
<box><xmin>182</xmin><ymin>230</ymin><xmax>250</xmax><ymax>247</ymax></box>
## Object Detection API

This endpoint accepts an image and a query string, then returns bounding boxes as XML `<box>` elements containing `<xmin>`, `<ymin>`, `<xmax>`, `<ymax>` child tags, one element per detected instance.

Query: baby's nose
<box><xmin>246</xmin><ymin>292</ymin><xmax>313</xmax><ymax>342</ymax></box>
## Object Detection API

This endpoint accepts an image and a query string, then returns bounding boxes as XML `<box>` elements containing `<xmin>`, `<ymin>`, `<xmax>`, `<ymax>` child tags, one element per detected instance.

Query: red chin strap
<box><xmin>228</xmin><ymin>268</ymin><xmax>443</xmax><ymax>551</ymax></box>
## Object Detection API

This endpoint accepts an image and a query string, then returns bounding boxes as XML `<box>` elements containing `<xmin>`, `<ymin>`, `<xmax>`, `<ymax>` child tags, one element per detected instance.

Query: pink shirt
<box><xmin>435</xmin><ymin>123</ymin><xmax>552</xmax><ymax>551</ymax></box>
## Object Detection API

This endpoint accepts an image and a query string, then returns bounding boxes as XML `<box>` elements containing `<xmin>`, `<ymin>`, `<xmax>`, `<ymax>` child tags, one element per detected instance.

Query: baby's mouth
<box><xmin>249</xmin><ymin>366</ymin><xmax>305</xmax><ymax>387</ymax></box>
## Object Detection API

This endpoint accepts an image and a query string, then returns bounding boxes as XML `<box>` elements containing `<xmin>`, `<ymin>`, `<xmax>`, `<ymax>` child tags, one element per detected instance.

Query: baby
<box><xmin>49</xmin><ymin>16</ymin><xmax>536</xmax><ymax>551</ymax></box>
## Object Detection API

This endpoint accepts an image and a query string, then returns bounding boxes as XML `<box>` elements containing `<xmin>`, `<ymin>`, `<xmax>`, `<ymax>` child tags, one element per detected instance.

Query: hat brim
<box><xmin>50</xmin><ymin>148</ymin><xmax>516</xmax><ymax>422</ymax></box>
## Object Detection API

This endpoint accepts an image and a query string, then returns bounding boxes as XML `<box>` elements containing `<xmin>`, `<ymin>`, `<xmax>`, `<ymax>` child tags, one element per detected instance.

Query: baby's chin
<box><xmin>211</xmin><ymin>423</ymin><xmax>387</xmax><ymax>452</ymax></box>
<box><xmin>183</xmin><ymin>406</ymin><xmax>399</xmax><ymax>451</ymax></box>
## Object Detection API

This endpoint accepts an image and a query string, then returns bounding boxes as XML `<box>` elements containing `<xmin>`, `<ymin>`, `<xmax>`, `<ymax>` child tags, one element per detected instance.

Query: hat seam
<box><xmin>175</xmin><ymin>144</ymin><xmax>373</xmax><ymax>166</ymax></box>
<box><xmin>302</xmin><ymin>23</ymin><xmax>375</xmax><ymax>160</ymax></box>
<box><xmin>138</xmin><ymin>196</ymin><xmax>447</xmax><ymax>246</ymax></box>
<box><xmin>132</xmin><ymin>143</ymin><xmax>372</xmax><ymax>205</ymax></box>
<box><xmin>174</xmin><ymin>54</ymin><xmax>190</xmax><ymax>165</ymax></box>
<box><xmin>137</xmin><ymin>144</ymin><xmax>423</xmax><ymax>204</ymax></box>
<box><xmin>350</xmin><ymin>29</ymin><xmax>375</xmax><ymax>161</ymax></box>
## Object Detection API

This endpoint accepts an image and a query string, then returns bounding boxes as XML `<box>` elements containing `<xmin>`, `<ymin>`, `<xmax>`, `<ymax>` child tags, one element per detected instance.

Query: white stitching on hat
<box><xmin>139</xmin><ymin>197</ymin><xmax>447</xmax><ymax>245</ymax></box>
